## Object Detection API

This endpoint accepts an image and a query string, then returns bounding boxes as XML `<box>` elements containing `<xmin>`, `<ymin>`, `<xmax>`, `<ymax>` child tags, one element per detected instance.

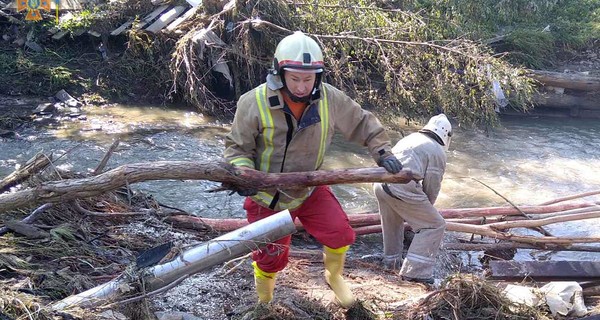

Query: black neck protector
<box><xmin>419</xmin><ymin>129</ymin><xmax>445</xmax><ymax>146</ymax></box>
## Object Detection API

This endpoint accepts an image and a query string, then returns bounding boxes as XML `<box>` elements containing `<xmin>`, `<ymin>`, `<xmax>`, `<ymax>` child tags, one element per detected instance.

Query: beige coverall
<box><xmin>373</xmin><ymin>131</ymin><xmax>447</xmax><ymax>280</ymax></box>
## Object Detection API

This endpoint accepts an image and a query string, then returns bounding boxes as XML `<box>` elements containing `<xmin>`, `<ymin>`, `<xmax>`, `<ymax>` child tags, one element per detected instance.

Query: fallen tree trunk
<box><xmin>52</xmin><ymin>210</ymin><xmax>296</xmax><ymax>310</ymax></box>
<box><xmin>0</xmin><ymin>161</ymin><xmax>414</xmax><ymax>213</ymax></box>
<box><xmin>533</xmin><ymin>92</ymin><xmax>600</xmax><ymax>111</ymax></box>
<box><xmin>527</xmin><ymin>70</ymin><xmax>600</xmax><ymax>92</ymax></box>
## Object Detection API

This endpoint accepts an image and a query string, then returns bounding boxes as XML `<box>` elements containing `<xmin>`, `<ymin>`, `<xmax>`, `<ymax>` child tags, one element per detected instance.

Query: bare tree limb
<box><xmin>0</xmin><ymin>203</ymin><xmax>53</xmax><ymax>236</ymax></box>
<box><xmin>93</xmin><ymin>139</ymin><xmax>121</xmax><ymax>175</ymax></box>
<box><xmin>539</xmin><ymin>190</ymin><xmax>600</xmax><ymax>206</ymax></box>
<box><xmin>0</xmin><ymin>161</ymin><xmax>414</xmax><ymax>213</ymax></box>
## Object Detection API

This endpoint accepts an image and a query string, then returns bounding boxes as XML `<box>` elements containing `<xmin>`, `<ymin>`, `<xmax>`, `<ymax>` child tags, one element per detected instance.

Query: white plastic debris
<box><xmin>503</xmin><ymin>282</ymin><xmax>587</xmax><ymax>317</ymax></box>
<box><xmin>540</xmin><ymin>282</ymin><xmax>587</xmax><ymax>317</ymax></box>
<box><xmin>503</xmin><ymin>284</ymin><xmax>541</xmax><ymax>307</ymax></box>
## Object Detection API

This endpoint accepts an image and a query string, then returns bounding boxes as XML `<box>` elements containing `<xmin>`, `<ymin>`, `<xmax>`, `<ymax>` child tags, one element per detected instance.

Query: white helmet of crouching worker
<box><xmin>422</xmin><ymin>113</ymin><xmax>453</xmax><ymax>151</ymax></box>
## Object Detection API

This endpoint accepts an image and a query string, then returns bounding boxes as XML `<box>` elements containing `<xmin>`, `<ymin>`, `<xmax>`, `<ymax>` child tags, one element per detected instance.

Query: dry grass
<box><xmin>395</xmin><ymin>274</ymin><xmax>551</xmax><ymax>320</ymax></box>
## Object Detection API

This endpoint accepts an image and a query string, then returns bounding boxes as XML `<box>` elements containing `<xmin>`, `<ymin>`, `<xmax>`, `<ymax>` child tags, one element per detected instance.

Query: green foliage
<box><xmin>503</xmin><ymin>29</ymin><xmax>556</xmax><ymax>69</ymax></box>
<box><xmin>282</xmin><ymin>0</ymin><xmax>535</xmax><ymax>127</ymax></box>
<box><xmin>400</xmin><ymin>0</ymin><xmax>600</xmax><ymax>65</ymax></box>
<box><xmin>94</xmin><ymin>31</ymin><xmax>173</xmax><ymax>100</ymax></box>
<box><xmin>57</xmin><ymin>9</ymin><xmax>98</xmax><ymax>32</ymax></box>
<box><xmin>0</xmin><ymin>51</ymin><xmax>85</xmax><ymax>96</ymax></box>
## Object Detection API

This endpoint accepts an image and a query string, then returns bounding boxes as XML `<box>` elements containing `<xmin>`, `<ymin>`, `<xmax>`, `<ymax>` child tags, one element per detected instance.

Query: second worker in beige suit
<box><xmin>373</xmin><ymin>114</ymin><xmax>452</xmax><ymax>284</ymax></box>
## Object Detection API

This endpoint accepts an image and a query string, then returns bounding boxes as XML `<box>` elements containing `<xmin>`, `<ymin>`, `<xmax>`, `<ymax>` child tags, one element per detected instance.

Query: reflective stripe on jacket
<box><xmin>224</xmin><ymin>82</ymin><xmax>393</xmax><ymax>211</ymax></box>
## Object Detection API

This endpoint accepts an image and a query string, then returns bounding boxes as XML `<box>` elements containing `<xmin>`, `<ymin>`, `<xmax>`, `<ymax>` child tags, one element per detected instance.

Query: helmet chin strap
<box><xmin>280</xmin><ymin>71</ymin><xmax>323</xmax><ymax>103</ymax></box>
<box><xmin>283</xmin><ymin>87</ymin><xmax>312</xmax><ymax>103</ymax></box>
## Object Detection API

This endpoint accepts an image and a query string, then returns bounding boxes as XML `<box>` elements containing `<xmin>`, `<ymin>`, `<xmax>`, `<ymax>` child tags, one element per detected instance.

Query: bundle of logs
<box><xmin>168</xmin><ymin>190</ymin><xmax>600</xmax><ymax>253</ymax></box>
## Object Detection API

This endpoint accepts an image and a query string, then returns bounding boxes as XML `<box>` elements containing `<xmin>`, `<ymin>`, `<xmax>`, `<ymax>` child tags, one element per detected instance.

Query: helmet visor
<box><xmin>283</xmin><ymin>67</ymin><xmax>323</xmax><ymax>74</ymax></box>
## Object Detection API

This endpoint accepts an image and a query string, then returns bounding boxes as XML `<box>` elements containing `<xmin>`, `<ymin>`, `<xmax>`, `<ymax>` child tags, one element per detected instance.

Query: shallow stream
<box><xmin>1</xmin><ymin>103</ymin><xmax>599</xmax><ymax>264</ymax></box>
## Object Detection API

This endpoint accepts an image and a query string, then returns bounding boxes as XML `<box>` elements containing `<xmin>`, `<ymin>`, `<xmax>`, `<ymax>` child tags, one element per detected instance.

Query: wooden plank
<box><xmin>490</xmin><ymin>261</ymin><xmax>600</xmax><ymax>281</ymax></box>
<box><xmin>132</xmin><ymin>4</ymin><xmax>170</xmax><ymax>30</ymax></box>
<box><xmin>165</xmin><ymin>6</ymin><xmax>198</xmax><ymax>32</ymax></box>
<box><xmin>145</xmin><ymin>5</ymin><xmax>187</xmax><ymax>33</ymax></box>
<box><xmin>111</xmin><ymin>19</ymin><xmax>135</xmax><ymax>36</ymax></box>
<box><xmin>52</xmin><ymin>30</ymin><xmax>69</xmax><ymax>40</ymax></box>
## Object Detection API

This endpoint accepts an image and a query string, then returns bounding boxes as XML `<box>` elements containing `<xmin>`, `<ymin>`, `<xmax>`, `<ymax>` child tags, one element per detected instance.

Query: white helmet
<box><xmin>272</xmin><ymin>31</ymin><xmax>325</xmax><ymax>75</ymax></box>
<box><xmin>422</xmin><ymin>114</ymin><xmax>452</xmax><ymax>150</ymax></box>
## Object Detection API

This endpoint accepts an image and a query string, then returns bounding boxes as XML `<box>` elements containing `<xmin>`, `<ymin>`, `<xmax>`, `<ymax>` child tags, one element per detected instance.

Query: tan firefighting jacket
<box><xmin>224</xmin><ymin>82</ymin><xmax>393</xmax><ymax>211</ymax></box>
<box><xmin>386</xmin><ymin>132</ymin><xmax>447</xmax><ymax>205</ymax></box>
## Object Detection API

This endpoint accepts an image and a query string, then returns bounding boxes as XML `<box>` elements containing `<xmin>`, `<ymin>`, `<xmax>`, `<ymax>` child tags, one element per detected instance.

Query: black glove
<box><xmin>235</xmin><ymin>188</ymin><xmax>258</xmax><ymax>197</ymax></box>
<box><xmin>222</xmin><ymin>183</ymin><xmax>258</xmax><ymax>197</ymax></box>
<box><xmin>379</xmin><ymin>155</ymin><xmax>403</xmax><ymax>174</ymax></box>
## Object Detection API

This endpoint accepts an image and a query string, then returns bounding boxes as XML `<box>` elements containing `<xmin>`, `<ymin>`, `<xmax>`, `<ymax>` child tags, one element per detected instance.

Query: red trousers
<box><xmin>245</xmin><ymin>185</ymin><xmax>355</xmax><ymax>273</ymax></box>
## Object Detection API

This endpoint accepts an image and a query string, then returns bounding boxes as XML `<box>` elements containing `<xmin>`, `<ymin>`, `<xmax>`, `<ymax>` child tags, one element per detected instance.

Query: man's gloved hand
<box><xmin>379</xmin><ymin>155</ymin><xmax>403</xmax><ymax>174</ymax></box>
<box><xmin>222</xmin><ymin>183</ymin><xmax>258</xmax><ymax>197</ymax></box>
<box><xmin>235</xmin><ymin>187</ymin><xmax>258</xmax><ymax>197</ymax></box>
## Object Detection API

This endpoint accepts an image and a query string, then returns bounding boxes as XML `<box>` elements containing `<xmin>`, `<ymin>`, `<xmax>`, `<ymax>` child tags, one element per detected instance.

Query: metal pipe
<box><xmin>52</xmin><ymin>210</ymin><xmax>295</xmax><ymax>310</ymax></box>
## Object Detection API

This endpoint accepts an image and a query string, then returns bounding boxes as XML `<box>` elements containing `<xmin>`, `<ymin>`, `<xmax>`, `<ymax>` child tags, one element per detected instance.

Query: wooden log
<box><xmin>440</xmin><ymin>202</ymin><xmax>596</xmax><ymax>219</ymax></box>
<box><xmin>527</xmin><ymin>70</ymin><xmax>600</xmax><ymax>92</ymax></box>
<box><xmin>0</xmin><ymin>162</ymin><xmax>414</xmax><ymax>213</ymax></box>
<box><xmin>489</xmin><ymin>261</ymin><xmax>600</xmax><ymax>281</ymax></box>
<box><xmin>0</xmin><ymin>153</ymin><xmax>51</xmax><ymax>193</ymax></box>
<box><xmin>533</xmin><ymin>92</ymin><xmax>600</xmax><ymax>111</ymax></box>
<box><xmin>110</xmin><ymin>19</ymin><xmax>135</xmax><ymax>36</ymax></box>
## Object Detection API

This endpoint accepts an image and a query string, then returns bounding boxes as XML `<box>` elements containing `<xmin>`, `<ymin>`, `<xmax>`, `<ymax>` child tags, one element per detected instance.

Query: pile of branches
<box><xmin>396</xmin><ymin>274</ymin><xmax>550</xmax><ymax>320</ymax></box>
<box><xmin>0</xmin><ymin>151</ymin><xmax>218</xmax><ymax>319</ymax></box>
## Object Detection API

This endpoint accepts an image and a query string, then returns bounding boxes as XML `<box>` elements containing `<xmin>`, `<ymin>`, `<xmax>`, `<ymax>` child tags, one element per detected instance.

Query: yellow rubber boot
<box><xmin>323</xmin><ymin>245</ymin><xmax>355</xmax><ymax>308</ymax></box>
<box><xmin>253</xmin><ymin>261</ymin><xmax>277</xmax><ymax>303</ymax></box>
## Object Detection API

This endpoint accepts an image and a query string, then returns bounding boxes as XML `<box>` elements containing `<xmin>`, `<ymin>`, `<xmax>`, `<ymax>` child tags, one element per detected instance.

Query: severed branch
<box><xmin>0</xmin><ymin>161</ymin><xmax>414</xmax><ymax>213</ymax></box>
<box><xmin>470</xmin><ymin>177</ymin><xmax>553</xmax><ymax>237</ymax></box>
<box><xmin>539</xmin><ymin>189</ymin><xmax>600</xmax><ymax>206</ymax></box>
<box><xmin>167</xmin><ymin>205</ymin><xmax>600</xmax><ymax>246</ymax></box>
<box><xmin>0</xmin><ymin>203</ymin><xmax>53</xmax><ymax>236</ymax></box>
<box><xmin>93</xmin><ymin>139</ymin><xmax>121</xmax><ymax>175</ymax></box>
<box><xmin>72</xmin><ymin>200</ymin><xmax>149</xmax><ymax>218</ymax></box>
<box><xmin>0</xmin><ymin>153</ymin><xmax>52</xmax><ymax>193</ymax></box>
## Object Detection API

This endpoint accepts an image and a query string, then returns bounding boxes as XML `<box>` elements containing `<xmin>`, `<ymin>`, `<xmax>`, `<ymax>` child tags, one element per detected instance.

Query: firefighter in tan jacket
<box><xmin>224</xmin><ymin>31</ymin><xmax>402</xmax><ymax>307</ymax></box>
<box><xmin>373</xmin><ymin>114</ymin><xmax>451</xmax><ymax>284</ymax></box>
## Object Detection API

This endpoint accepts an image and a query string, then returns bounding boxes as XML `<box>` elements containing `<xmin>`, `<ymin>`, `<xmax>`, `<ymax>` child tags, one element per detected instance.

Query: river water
<box><xmin>1</xmin><ymin>103</ymin><xmax>599</xmax><ymax>263</ymax></box>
